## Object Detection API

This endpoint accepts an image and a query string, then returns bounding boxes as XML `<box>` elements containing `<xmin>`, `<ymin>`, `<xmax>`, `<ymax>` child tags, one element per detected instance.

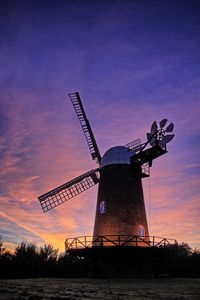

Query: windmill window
<box><xmin>99</xmin><ymin>201</ymin><xmax>106</xmax><ymax>214</ymax></box>
<box><xmin>138</xmin><ymin>225</ymin><xmax>145</xmax><ymax>237</ymax></box>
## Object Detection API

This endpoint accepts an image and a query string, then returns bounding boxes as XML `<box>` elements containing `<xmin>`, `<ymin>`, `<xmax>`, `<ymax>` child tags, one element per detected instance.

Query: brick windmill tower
<box><xmin>38</xmin><ymin>92</ymin><xmax>176</xmax><ymax>277</ymax></box>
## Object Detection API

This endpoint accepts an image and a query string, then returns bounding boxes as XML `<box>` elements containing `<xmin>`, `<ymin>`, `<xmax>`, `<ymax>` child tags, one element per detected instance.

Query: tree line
<box><xmin>0</xmin><ymin>238</ymin><xmax>200</xmax><ymax>278</ymax></box>
<box><xmin>0</xmin><ymin>238</ymin><xmax>88</xmax><ymax>278</ymax></box>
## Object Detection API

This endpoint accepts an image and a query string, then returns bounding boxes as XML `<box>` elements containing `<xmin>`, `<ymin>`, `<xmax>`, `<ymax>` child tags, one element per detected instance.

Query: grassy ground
<box><xmin>0</xmin><ymin>278</ymin><xmax>200</xmax><ymax>299</ymax></box>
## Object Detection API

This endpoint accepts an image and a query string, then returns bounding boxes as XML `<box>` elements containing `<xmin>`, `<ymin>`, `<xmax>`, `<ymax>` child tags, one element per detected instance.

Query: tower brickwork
<box><xmin>93</xmin><ymin>146</ymin><xmax>149</xmax><ymax>242</ymax></box>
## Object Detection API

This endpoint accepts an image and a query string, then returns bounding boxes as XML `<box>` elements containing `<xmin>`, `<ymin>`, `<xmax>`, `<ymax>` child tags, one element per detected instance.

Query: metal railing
<box><xmin>65</xmin><ymin>235</ymin><xmax>178</xmax><ymax>251</ymax></box>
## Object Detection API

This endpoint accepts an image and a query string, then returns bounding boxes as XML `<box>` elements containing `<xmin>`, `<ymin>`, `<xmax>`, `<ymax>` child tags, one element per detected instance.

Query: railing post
<box><xmin>118</xmin><ymin>235</ymin><xmax>120</xmax><ymax>246</ymax></box>
<box><xmin>100</xmin><ymin>236</ymin><xmax>103</xmax><ymax>247</ymax></box>
<box><xmin>65</xmin><ymin>239</ymin><xmax>68</xmax><ymax>250</ymax></box>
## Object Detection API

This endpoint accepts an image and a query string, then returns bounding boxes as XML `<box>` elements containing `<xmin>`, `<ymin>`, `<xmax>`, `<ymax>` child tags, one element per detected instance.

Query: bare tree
<box><xmin>0</xmin><ymin>237</ymin><xmax>6</xmax><ymax>256</ymax></box>
<box><xmin>39</xmin><ymin>244</ymin><xmax>58</xmax><ymax>261</ymax></box>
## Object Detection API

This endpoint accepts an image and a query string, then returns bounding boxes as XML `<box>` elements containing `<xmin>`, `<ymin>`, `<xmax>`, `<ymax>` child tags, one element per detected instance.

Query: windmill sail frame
<box><xmin>69</xmin><ymin>92</ymin><xmax>101</xmax><ymax>163</ymax></box>
<box><xmin>38</xmin><ymin>169</ymin><xmax>100</xmax><ymax>212</ymax></box>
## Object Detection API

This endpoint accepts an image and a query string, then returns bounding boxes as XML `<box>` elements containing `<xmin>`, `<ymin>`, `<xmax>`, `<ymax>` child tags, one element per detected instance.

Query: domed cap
<box><xmin>100</xmin><ymin>146</ymin><xmax>134</xmax><ymax>168</ymax></box>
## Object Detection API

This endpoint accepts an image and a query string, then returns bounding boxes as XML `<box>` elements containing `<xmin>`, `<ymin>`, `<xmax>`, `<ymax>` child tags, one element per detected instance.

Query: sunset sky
<box><xmin>0</xmin><ymin>0</ymin><xmax>200</xmax><ymax>252</ymax></box>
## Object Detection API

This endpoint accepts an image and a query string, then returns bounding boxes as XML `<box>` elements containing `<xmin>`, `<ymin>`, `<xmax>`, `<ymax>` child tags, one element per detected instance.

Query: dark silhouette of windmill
<box><xmin>38</xmin><ymin>92</ymin><xmax>175</xmax><ymax>244</ymax></box>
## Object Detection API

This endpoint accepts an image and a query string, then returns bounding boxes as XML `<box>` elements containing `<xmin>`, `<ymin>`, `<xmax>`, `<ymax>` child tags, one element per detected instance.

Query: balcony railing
<box><xmin>65</xmin><ymin>235</ymin><xmax>178</xmax><ymax>251</ymax></box>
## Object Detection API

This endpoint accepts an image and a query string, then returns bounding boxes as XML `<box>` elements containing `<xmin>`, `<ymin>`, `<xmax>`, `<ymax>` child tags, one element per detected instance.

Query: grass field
<box><xmin>0</xmin><ymin>278</ymin><xmax>200</xmax><ymax>299</ymax></box>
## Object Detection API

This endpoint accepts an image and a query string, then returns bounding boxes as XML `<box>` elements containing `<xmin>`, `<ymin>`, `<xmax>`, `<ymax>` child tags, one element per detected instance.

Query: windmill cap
<box><xmin>100</xmin><ymin>146</ymin><xmax>134</xmax><ymax>168</ymax></box>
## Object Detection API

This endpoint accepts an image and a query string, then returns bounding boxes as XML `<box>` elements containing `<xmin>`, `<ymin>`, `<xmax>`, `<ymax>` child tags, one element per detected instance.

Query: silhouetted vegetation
<box><xmin>0</xmin><ymin>238</ymin><xmax>199</xmax><ymax>278</ymax></box>
<box><xmin>0</xmin><ymin>238</ymin><xmax>88</xmax><ymax>279</ymax></box>
<box><xmin>167</xmin><ymin>243</ymin><xmax>200</xmax><ymax>278</ymax></box>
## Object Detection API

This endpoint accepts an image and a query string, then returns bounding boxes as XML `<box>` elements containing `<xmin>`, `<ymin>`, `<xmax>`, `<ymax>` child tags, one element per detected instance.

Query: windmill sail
<box><xmin>69</xmin><ymin>92</ymin><xmax>101</xmax><ymax>163</ymax></box>
<box><xmin>166</xmin><ymin>122</ymin><xmax>174</xmax><ymax>133</ymax></box>
<box><xmin>159</xmin><ymin>119</ymin><xmax>168</xmax><ymax>128</ymax></box>
<box><xmin>38</xmin><ymin>169</ymin><xmax>100</xmax><ymax>212</ymax></box>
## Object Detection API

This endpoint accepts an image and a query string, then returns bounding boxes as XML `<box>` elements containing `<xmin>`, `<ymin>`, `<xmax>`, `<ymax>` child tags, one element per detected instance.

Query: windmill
<box><xmin>38</xmin><ymin>92</ymin><xmax>175</xmax><ymax>247</ymax></box>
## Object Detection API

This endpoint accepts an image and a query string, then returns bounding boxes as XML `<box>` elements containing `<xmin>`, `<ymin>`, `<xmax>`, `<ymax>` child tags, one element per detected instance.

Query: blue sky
<box><xmin>0</xmin><ymin>0</ymin><xmax>200</xmax><ymax>251</ymax></box>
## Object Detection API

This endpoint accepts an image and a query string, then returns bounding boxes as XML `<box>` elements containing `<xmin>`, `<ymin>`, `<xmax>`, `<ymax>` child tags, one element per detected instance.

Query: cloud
<box><xmin>0</xmin><ymin>211</ymin><xmax>45</xmax><ymax>250</ymax></box>
<box><xmin>0</xmin><ymin>89</ymin><xmax>94</xmax><ymax>251</ymax></box>
<box><xmin>0</xmin><ymin>0</ymin><xmax>199</xmax><ymax>252</ymax></box>
<box><xmin>143</xmin><ymin>156</ymin><xmax>200</xmax><ymax>249</ymax></box>
<box><xmin>1</xmin><ymin>84</ymin><xmax>199</xmax><ymax>251</ymax></box>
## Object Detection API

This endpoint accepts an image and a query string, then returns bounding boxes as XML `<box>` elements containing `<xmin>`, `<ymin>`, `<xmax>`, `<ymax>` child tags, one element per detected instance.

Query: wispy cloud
<box><xmin>0</xmin><ymin>0</ymin><xmax>199</xmax><ymax>251</ymax></box>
